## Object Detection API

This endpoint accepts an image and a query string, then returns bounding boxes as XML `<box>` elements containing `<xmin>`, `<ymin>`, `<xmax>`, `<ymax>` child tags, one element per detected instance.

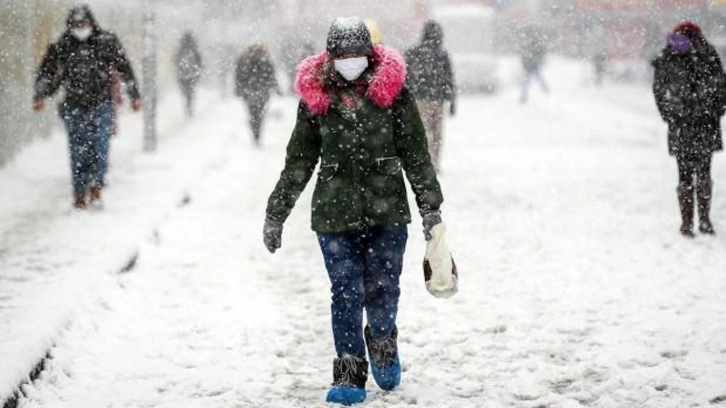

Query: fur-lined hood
<box><xmin>294</xmin><ymin>44</ymin><xmax>407</xmax><ymax>115</ymax></box>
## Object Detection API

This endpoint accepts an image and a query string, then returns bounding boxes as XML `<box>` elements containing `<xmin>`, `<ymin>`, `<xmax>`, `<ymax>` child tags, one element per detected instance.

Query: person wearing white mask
<box><xmin>263</xmin><ymin>17</ymin><xmax>446</xmax><ymax>406</ymax></box>
<box><xmin>33</xmin><ymin>5</ymin><xmax>142</xmax><ymax>209</ymax></box>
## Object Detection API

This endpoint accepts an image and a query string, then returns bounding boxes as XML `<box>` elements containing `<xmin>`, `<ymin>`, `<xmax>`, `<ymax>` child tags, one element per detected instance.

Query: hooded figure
<box><xmin>235</xmin><ymin>43</ymin><xmax>279</xmax><ymax>144</ymax></box>
<box><xmin>652</xmin><ymin>21</ymin><xmax>725</xmax><ymax>236</ymax></box>
<box><xmin>404</xmin><ymin>20</ymin><xmax>456</xmax><ymax>172</ymax></box>
<box><xmin>263</xmin><ymin>17</ymin><xmax>445</xmax><ymax>406</ymax></box>
<box><xmin>176</xmin><ymin>32</ymin><xmax>203</xmax><ymax>117</ymax></box>
<box><xmin>32</xmin><ymin>4</ymin><xmax>141</xmax><ymax>209</ymax></box>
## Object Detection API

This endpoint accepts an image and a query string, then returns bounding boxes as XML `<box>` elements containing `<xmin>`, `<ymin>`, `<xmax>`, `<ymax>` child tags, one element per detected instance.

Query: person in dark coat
<box><xmin>652</xmin><ymin>22</ymin><xmax>725</xmax><ymax>237</ymax></box>
<box><xmin>32</xmin><ymin>5</ymin><xmax>141</xmax><ymax>209</ymax></box>
<box><xmin>263</xmin><ymin>17</ymin><xmax>445</xmax><ymax>406</ymax></box>
<box><xmin>404</xmin><ymin>20</ymin><xmax>456</xmax><ymax>172</ymax></box>
<box><xmin>235</xmin><ymin>44</ymin><xmax>279</xmax><ymax>145</ymax></box>
<box><xmin>519</xmin><ymin>26</ymin><xmax>549</xmax><ymax>104</ymax></box>
<box><xmin>175</xmin><ymin>32</ymin><xmax>203</xmax><ymax>117</ymax></box>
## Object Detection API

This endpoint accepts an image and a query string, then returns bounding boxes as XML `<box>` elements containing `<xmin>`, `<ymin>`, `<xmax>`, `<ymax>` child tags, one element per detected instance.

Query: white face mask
<box><xmin>72</xmin><ymin>27</ymin><xmax>92</xmax><ymax>41</ymax></box>
<box><xmin>334</xmin><ymin>57</ymin><xmax>368</xmax><ymax>82</ymax></box>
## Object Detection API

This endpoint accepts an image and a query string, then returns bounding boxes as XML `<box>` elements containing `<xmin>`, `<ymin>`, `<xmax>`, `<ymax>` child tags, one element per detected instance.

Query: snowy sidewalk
<box><xmin>6</xmin><ymin>59</ymin><xmax>726</xmax><ymax>408</ymax></box>
<box><xmin>0</xmin><ymin>90</ymin><xmax>260</xmax><ymax>404</ymax></box>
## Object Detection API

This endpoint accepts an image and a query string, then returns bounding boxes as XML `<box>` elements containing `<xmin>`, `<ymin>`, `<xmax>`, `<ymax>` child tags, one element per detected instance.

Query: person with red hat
<box><xmin>652</xmin><ymin>22</ymin><xmax>725</xmax><ymax>237</ymax></box>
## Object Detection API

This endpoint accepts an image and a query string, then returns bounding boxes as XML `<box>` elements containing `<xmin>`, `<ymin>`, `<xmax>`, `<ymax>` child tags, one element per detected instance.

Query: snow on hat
<box><xmin>674</xmin><ymin>21</ymin><xmax>702</xmax><ymax>35</ymax></box>
<box><xmin>667</xmin><ymin>32</ymin><xmax>692</xmax><ymax>54</ymax></box>
<box><xmin>326</xmin><ymin>17</ymin><xmax>373</xmax><ymax>59</ymax></box>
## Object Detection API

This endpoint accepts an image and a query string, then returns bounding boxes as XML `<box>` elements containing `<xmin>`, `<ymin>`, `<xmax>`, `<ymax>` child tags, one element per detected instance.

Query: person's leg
<box><xmin>696</xmin><ymin>153</ymin><xmax>714</xmax><ymax>234</ymax></box>
<box><xmin>183</xmin><ymin>83</ymin><xmax>194</xmax><ymax>117</ymax></box>
<box><xmin>246</xmin><ymin>101</ymin><xmax>263</xmax><ymax>144</ymax></box>
<box><xmin>253</xmin><ymin>99</ymin><xmax>269</xmax><ymax>144</ymax></box>
<box><xmin>317</xmin><ymin>231</ymin><xmax>368</xmax><ymax>359</ymax></box>
<box><xmin>189</xmin><ymin>84</ymin><xmax>196</xmax><ymax>117</ymax></box>
<box><xmin>362</xmin><ymin>225</ymin><xmax>407</xmax><ymax>391</ymax></box>
<box><xmin>363</xmin><ymin>225</ymin><xmax>407</xmax><ymax>339</ymax></box>
<box><xmin>88</xmin><ymin>101</ymin><xmax>114</xmax><ymax>204</ymax></box>
<box><xmin>429</xmin><ymin>100</ymin><xmax>444</xmax><ymax>172</ymax></box>
<box><xmin>520</xmin><ymin>72</ymin><xmax>531</xmax><ymax>104</ymax></box>
<box><xmin>62</xmin><ymin>106</ymin><xmax>92</xmax><ymax>207</ymax></box>
<box><xmin>536</xmin><ymin>69</ymin><xmax>549</xmax><ymax>93</ymax></box>
<box><xmin>676</xmin><ymin>154</ymin><xmax>696</xmax><ymax>237</ymax></box>
<box><xmin>416</xmin><ymin>100</ymin><xmax>437</xmax><ymax>164</ymax></box>
<box><xmin>317</xmin><ymin>230</ymin><xmax>369</xmax><ymax>404</ymax></box>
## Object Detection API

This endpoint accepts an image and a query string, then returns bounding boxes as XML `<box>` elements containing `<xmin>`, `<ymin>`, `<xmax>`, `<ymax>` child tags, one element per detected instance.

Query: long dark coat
<box><xmin>652</xmin><ymin>38</ymin><xmax>726</xmax><ymax>156</ymax></box>
<box><xmin>404</xmin><ymin>23</ymin><xmax>456</xmax><ymax>103</ymax></box>
<box><xmin>235</xmin><ymin>46</ymin><xmax>278</xmax><ymax>105</ymax></box>
<box><xmin>176</xmin><ymin>34</ymin><xmax>203</xmax><ymax>86</ymax></box>
<box><xmin>266</xmin><ymin>45</ymin><xmax>443</xmax><ymax>233</ymax></box>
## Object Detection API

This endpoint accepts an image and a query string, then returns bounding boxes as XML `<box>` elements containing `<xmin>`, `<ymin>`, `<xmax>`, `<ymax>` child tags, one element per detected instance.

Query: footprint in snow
<box><xmin>660</xmin><ymin>349</ymin><xmax>688</xmax><ymax>360</ymax></box>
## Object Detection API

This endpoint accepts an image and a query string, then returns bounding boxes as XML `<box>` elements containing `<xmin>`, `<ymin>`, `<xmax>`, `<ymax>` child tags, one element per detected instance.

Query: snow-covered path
<box><xmin>10</xmin><ymin>59</ymin><xmax>726</xmax><ymax>407</ymax></box>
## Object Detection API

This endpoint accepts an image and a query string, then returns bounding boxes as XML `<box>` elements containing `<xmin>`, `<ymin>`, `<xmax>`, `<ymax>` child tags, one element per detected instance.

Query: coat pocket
<box><xmin>317</xmin><ymin>163</ymin><xmax>339</xmax><ymax>182</ymax></box>
<box><xmin>375</xmin><ymin>157</ymin><xmax>402</xmax><ymax>176</ymax></box>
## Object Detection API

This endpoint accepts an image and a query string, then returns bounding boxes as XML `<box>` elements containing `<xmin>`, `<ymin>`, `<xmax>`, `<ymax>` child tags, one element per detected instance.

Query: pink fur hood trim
<box><xmin>294</xmin><ymin>44</ymin><xmax>407</xmax><ymax>115</ymax></box>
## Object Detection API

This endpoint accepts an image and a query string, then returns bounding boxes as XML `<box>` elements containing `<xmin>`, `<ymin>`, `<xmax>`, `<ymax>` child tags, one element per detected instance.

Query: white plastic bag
<box><xmin>423</xmin><ymin>223</ymin><xmax>458</xmax><ymax>298</ymax></box>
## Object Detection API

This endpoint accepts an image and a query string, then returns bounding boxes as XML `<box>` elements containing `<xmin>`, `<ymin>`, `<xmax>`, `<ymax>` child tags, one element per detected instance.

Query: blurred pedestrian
<box><xmin>593</xmin><ymin>51</ymin><xmax>607</xmax><ymax>86</ymax></box>
<box><xmin>590</xmin><ymin>25</ymin><xmax>608</xmax><ymax>86</ymax></box>
<box><xmin>519</xmin><ymin>26</ymin><xmax>549</xmax><ymax>104</ymax></box>
<box><xmin>176</xmin><ymin>31</ymin><xmax>203</xmax><ymax>117</ymax></box>
<box><xmin>404</xmin><ymin>20</ymin><xmax>456</xmax><ymax>173</ymax></box>
<box><xmin>32</xmin><ymin>5</ymin><xmax>141</xmax><ymax>210</ymax></box>
<box><xmin>235</xmin><ymin>44</ymin><xmax>279</xmax><ymax>145</ymax></box>
<box><xmin>652</xmin><ymin>22</ymin><xmax>725</xmax><ymax>237</ymax></box>
<box><xmin>263</xmin><ymin>17</ymin><xmax>445</xmax><ymax>406</ymax></box>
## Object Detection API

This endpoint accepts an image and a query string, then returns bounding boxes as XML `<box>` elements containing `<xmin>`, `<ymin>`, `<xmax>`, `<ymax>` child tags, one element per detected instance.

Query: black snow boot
<box><xmin>365</xmin><ymin>326</ymin><xmax>401</xmax><ymax>391</ymax></box>
<box><xmin>697</xmin><ymin>180</ymin><xmax>715</xmax><ymax>235</ymax></box>
<box><xmin>677</xmin><ymin>183</ymin><xmax>695</xmax><ymax>238</ymax></box>
<box><xmin>326</xmin><ymin>356</ymin><xmax>368</xmax><ymax>405</ymax></box>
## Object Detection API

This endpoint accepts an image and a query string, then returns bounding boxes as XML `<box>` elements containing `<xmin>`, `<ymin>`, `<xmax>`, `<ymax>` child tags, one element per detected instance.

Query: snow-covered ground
<box><xmin>3</xmin><ymin>58</ymin><xmax>726</xmax><ymax>407</ymax></box>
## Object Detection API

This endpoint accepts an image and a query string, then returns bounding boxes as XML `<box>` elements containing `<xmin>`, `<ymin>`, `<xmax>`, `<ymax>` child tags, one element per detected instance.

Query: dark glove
<box><xmin>449</xmin><ymin>101</ymin><xmax>456</xmax><ymax>117</ymax></box>
<box><xmin>422</xmin><ymin>210</ymin><xmax>442</xmax><ymax>241</ymax></box>
<box><xmin>263</xmin><ymin>218</ymin><xmax>283</xmax><ymax>253</ymax></box>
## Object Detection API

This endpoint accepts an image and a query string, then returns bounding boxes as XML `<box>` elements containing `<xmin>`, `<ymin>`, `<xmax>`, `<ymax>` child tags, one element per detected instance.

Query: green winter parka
<box><xmin>266</xmin><ymin>44</ymin><xmax>443</xmax><ymax>233</ymax></box>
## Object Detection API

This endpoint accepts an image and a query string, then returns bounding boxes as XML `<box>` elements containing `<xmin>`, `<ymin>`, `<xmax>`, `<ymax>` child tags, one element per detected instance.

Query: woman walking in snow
<box><xmin>652</xmin><ymin>22</ymin><xmax>725</xmax><ymax>237</ymax></box>
<box><xmin>263</xmin><ymin>17</ymin><xmax>445</xmax><ymax>406</ymax></box>
<box><xmin>235</xmin><ymin>43</ymin><xmax>279</xmax><ymax>145</ymax></box>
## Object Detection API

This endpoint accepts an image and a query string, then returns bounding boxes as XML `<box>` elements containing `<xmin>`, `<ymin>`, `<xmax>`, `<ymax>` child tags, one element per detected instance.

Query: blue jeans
<box><xmin>60</xmin><ymin>101</ymin><xmax>113</xmax><ymax>197</ymax></box>
<box><xmin>317</xmin><ymin>225</ymin><xmax>408</xmax><ymax>358</ymax></box>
